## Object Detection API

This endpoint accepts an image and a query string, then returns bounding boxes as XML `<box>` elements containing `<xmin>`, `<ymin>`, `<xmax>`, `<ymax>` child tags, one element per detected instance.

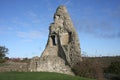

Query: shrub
<box><xmin>72</xmin><ymin>58</ymin><xmax>104</xmax><ymax>80</ymax></box>
<box><xmin>0</xmin><ymin>59</ymin><xmax>5</xmax><ymax>63</ymax></box>
<box><xmin>105</xmin><ymin>61</ymin><xmax>120</xmax><ymax>74</ymax></box>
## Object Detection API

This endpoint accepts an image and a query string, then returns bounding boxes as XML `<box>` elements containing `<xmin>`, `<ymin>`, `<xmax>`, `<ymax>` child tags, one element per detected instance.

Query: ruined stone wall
<box><xmin>0</xmin><ymin>61</ymin><xmax>28</xmax><ymax>72</ymax></box>
<box><xmin>29</xmin><ymin>56</ymin><xmax>39</xmax><ymax>71</ymax></box>
<box><xmin>29</xmin><ymin>5</ymin><xmax>82</xmax><ymax>75</ymax></box>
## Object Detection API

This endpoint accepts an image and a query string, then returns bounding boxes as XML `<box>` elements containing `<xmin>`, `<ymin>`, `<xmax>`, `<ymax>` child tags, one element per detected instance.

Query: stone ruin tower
<box><xmin>29</xmin><ymin>5</ymin><xmax>82</xmax><ymax>75</ymax></box>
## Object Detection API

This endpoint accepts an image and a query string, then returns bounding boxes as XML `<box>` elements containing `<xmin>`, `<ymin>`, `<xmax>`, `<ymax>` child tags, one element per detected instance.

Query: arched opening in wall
<box><xmin>51</xmin><ymin>35</ymin><xmax>57</xmax><ymax>45</ymax></box>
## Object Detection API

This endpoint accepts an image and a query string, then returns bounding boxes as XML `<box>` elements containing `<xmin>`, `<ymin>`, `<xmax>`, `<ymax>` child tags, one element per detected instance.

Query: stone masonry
<box><xmin>29</xmin><ymin>5</ymin><xmax>82</xmax><ymax>75</ymax></box>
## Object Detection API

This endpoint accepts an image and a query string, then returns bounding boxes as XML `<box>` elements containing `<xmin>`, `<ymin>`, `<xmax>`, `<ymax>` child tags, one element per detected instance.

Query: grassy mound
<box><xmin>0</xmin><ymin>72</ymin><xmax>95</xmax><ymax>80</ymax></box>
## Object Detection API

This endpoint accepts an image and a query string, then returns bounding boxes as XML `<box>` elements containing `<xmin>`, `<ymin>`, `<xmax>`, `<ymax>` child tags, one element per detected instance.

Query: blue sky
<box><xmin>0</xmin><ymin>0</ymin><xmax>120</xmax><ymax>58</ymax></box>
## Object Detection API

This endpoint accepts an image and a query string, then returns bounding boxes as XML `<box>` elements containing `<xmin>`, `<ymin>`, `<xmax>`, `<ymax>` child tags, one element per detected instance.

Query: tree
<box><xmin>0</xmin><ymin>46</ymin><xmax>8</xmax><ymax>60</ymax></box>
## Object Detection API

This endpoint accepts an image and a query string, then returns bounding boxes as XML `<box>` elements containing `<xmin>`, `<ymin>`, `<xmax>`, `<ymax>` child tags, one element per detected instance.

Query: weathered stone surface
<box><xmin>29</xmin><ymin>5</ymin><xmax>82</xmax><ymax>75</ymax></box>
<box><xmin>0</xmin><ymin>61</ymin><xmax>28</xmax><ymax>72</ymax></box>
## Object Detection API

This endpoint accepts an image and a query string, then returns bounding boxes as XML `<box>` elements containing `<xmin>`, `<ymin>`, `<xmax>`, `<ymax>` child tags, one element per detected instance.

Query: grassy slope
<box><xmin>0</xmin><ymin>72</ymin><xmax>95</xmax><ymax>80</ymax></box>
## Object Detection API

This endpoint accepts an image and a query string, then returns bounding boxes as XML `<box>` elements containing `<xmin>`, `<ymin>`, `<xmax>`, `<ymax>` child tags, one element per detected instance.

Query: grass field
<box><xmin>0</xmin><ymin>72</ymin><xmax>95</xmax><ymax>80</ymax></box>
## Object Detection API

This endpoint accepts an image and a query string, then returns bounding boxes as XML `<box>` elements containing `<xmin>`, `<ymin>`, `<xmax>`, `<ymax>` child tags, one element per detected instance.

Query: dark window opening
<box><xmin>35</xmin><ymin>62</ymin><xmax>38</xmax><ymax>69</ymax></box>
<box><xmin>51</xmin><ymin>35</ymin><xmax>57</xmax><ymax>45</ymax></box>
<box><xmin>69</xmin><ymin>32</ymin><xmax>72</xmax><ymax>42</ymax></box>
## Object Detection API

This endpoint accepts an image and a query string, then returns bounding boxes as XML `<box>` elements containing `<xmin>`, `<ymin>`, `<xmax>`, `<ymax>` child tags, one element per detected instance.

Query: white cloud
<box><xmin>73</xmin><ymin>6</ymin><xmax>120</xmax><ymax>39</ymax></box>
<box><xmin>74</xmin><ymin>18</ymin><xmax>120</xmax><ymax>38</ymax></box>
<box><xmin>7</xmin><ymin>27</ymin><xmax>14</xmax><ymax>30</ymax></box>
<box><xmin>17</xmin><ymin>31</ymin><xmax>43</xmax><ymax>39</ymax></box>
<box><xmin>45</xmin><ymin>0</ymin><xmax>54</xmax><ymax>11</ymax></box>
<box><xmin>64</xmin><ymin>0</ymin><xmax>71</xmax><ymax>5</ymax></box>
<box><xmin>25</xmin><ymin>11</ymin><xmax>41</xmax><ymax>24</ymax></box>
<box><xmin>12</xmin><ymin>19</ymin><xmax>31</xmax><ymax>27</ymax></box>
<box><xmin>27</xmin><ymin>11</ymin><xmax>37</xmax><ymax>18</ymax></box>
<box><xmin>0</xmin><ymin>19</ymin><xmax>3</xmax><ymax>23</ymax></box>
<box><xmin>0</xmin><ymin>24</ymin><xmax>14</xmax><ymax>34</ymax></box>
<box><xmin>104</xmin><ymin>6</ymin><xmax>120</xmax><ymax>19</ymax></box>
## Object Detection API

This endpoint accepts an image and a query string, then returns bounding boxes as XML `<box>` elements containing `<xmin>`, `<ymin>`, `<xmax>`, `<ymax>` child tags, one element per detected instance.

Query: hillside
<box><xmin>73</xmin><ymin>56</ymin><xmax>120</xmax><ymax>80</ymax></box>
<box><xmin>83</xmin><ymin>56</ymin><xmax>120</xmax><ymax>68</ymax></box>
<box><xmin>0</xmin><ymin>72</ymin><xmax>95</xmax><ymax>80</ymax></box>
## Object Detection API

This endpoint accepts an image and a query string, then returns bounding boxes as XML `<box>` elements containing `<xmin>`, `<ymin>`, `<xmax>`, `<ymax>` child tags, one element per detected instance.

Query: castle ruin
<box><xmin>29</xmin><ymin>5</ymin><xmax>82</xmax><ymax>75</ymax></box>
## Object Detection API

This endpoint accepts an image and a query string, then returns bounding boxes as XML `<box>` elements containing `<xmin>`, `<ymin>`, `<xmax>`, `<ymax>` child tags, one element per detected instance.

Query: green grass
<box><xmin>0</xmin><ymin>72</ymin><xmax>95</xmax><ymax>80</ymax></box>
